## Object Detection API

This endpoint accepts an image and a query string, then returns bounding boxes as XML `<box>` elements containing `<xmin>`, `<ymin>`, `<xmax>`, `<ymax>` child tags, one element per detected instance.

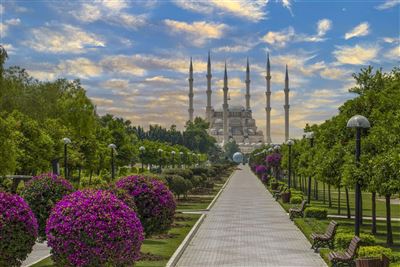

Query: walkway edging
<box><xmin>206</xmin><ymin>169</ymin><xmax>235</xmax><ymax>210</ymax></box>
<box><xmin>166</xmin><ymin>213</ymin><xmax>206</xmax><ymax>267</ymax></box>
<box><xmin>25</xmin><ymin>254</ymin><xmax>51</xmax><ymax>267</ymax></box>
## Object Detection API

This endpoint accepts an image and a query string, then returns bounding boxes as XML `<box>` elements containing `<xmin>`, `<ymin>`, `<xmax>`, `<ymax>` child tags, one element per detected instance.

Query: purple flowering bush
<box><xmin>22</xmin><ymin>173</ymin><xmax>74</xmax><ymax>239</ymax></box>
<box><xmin>255</xmin><ymin>165</ymin><xmax>267</xmax><ymax>176</ymax></box>
<box><xmin>46</xmin><ymin>190</ymin><xmax>144</xmax><ymax>267</ymax></box>
<box><xmin>116</xmin><ymin>175</ymin><xmax>176</xmax><ymax>236</ymax></box>
<box><xmin>0</xmin><ymin>192</ymin><xmax>38</xmax><ymax>266</ymax></box>
<box><xmin>266</xmin><ymin>153</ymin><xmax>282</xmax><ymax>168</ymax></box>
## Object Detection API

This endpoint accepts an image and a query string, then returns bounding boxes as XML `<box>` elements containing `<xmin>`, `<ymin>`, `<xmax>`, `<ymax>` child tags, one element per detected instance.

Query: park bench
<box><xmin>274</xmin><ymin>187</ymin><xmax>288</xmax><ymax>201</ymax></box>
<box><xmin>289</xmin><ymin>200</ymin><xmax>307</xmax><ymax>220</ymax></box>
<box><xmin>272</xmin><ymin>184</ymin><xmax>285</xmax><ymax>198</ymax></box>
<box><xmin>310</xmin><ymin>220</ymin><xmax>338</xmax><ymax>252</ymax></box>
<box><xmin>328</xmin><ymin>236</ymin><xmax>361</xmax><ymax>267</ymax></box>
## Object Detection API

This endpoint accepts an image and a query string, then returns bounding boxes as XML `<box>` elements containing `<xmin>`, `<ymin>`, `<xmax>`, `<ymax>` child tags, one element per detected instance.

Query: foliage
<box><xmin>79</xmin><ymin>176</ymin><xmax>107</xmax><ymax>188</ymax></box>
<box><xmin>166</xmin><ymin>175</ymin><xmax>192</xmax><ymax>199</ymax></box>
<box><xmin>0</xmin><ymin>192</ymin><xmax>38</xmax><ymax>267</ymax></box>
<box><xmin>163</xmin><ymin>168</ymin><xmax>193</xmax><ymax>180</ymax></box>
<box><xmin>266</xmin><ymin>152</ymin><xmax>282</xmax><ymax>168</ymax></box>
<box><xmin>223</xmin><ymin>140</ymin><xmax>240</xmax><ymax>160</ymax></box>
<box><xmin>358</xmin><ymin>246</ymin><xmax>393</xmax><ymax>261</ymax></box>
<box><xmin>334</xmin><ymin>232</ymin><xmax>375</xmax><ymax>250</ymax></box>
<box><xmin>21</xmin><ymin>173</ymin><xmax>74</xmax><ymax>239</ymax></box>
<box><xmin>304</xmin><ymin>207</ymin><xmax>328</xmax><ymax>219</ymax></box>
<box><xmin>116</xmin><ymin>175</ymin><xmax>176</xmax><ymax>236</ymax></box>
<box><xmin>255</xmin><ymin>165</ymin><xmax>267</xmax><ymax>175</ymax></box>
<box><xmin>290</xmin><ymin>196</ymin><xmax>303</xmax><ymax>204</ymax></box>
<box><xmin>46</xmin><ymin>190</ymin><xmax>143</xmax><ymax>267</ymax></box>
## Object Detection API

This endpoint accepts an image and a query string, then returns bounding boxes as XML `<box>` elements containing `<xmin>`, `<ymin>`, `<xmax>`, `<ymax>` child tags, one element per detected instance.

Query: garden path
<box><xmin>176</xmin><ymin>165</ymin><xmax>327</xmax><ymax>267</ymax></box>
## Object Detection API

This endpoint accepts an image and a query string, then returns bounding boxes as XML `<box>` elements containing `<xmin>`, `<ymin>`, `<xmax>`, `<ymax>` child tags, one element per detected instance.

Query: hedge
<box><xmin>334</xmin><ymin>232</ymin><xmax>376</xmax><ymax>250</ymax></box>
<box><xmin>290</xmin><ymin>196</ymin><xmax>303</xmax><ymax>204</ymax></box>
<box><xmin>304</xmin><ymin>207</ymin><xmax>328</xmax><ymax>219</ymax></box>
<box><xmin>358</xmin><ymin>246</ymin><xmax>394</xmax><ymax>261</ymax></box>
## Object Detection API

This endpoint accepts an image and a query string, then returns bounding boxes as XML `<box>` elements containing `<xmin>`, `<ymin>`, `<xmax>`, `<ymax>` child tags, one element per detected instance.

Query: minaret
<box><xmin>245</xmin><ymin>57</ymin><xmax>251</xmax><ymax>110</ymax></box>
<box><xmin>188</xmin><ymin>57</ymin><xmax>194</xmax><ymax>122</ymax></box>
<box><xmin>222</xmin><ymin>62</ymin><xmax>229</xmax><ymax>144</ymax></box>
<box><xmin>265</xmin><ymin>53</ymin><xmax>272</xmax><ymax>143</ymax></box>
<box><xmin>284</xmin><ymin>65</ymin><xmax>290</xmax><ymax>141</ymax></box>
<box><xmin>206</xmin><ymin>51</ymin><xmax>212</xmax><ymax>123</ymax></box>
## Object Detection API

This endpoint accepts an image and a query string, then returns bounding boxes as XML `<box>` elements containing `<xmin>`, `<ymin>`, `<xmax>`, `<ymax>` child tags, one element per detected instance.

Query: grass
<box><xmin>282</xmin><ymin>176</ymin><xmax>400</xmax><ymax>218</ymax></box>
<box><xmin>31</xmin><ymin>213</ymin><xmax>201</xmax><ymax>267</ymax></box>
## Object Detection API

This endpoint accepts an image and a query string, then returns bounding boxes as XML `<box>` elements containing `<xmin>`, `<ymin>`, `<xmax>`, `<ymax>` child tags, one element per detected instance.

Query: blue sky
<box><xmin>1</xmin><ymin>0</ymin><xmax>399</xmax><ymax>143</ymax></box>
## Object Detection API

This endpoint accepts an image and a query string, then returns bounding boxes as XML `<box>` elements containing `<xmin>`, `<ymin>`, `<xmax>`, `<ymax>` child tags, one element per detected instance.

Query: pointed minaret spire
<box><xmin>188</xmin><ymin>57</ymin><xmax>194</xmax><ymax>122</ymax></box>
<box><xmin>284</xmin><ymin>64</ymin><xmax>290</xmax><ymax>141</ymax></box>
<box><xmin>222</xmin><ymin>61</ymin><xmax>229</xmax><ymax>144</ymax></box>
<box><xmin>206</xmin><ymin>51</ymin><xmax>212</xmax><ymax>123</ymax></box>
<box><xmin>265</xmin><ymin>53</ymin><xmax>272</xmax><ymax>143</ymax></box>
<box><xmin>245</xmin><ymin>57</ymin><xmax>251</xmax><ymax>111</ymax></box>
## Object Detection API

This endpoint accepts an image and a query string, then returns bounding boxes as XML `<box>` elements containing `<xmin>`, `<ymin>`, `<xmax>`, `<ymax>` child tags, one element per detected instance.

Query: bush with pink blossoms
<box><xmin>116</xmin><ymin>175</ymin><xmax>176</xmax><ymax>236</ymax></box>
<box><xmin>0</xmin><ymin>192</ymin><xmax>38</xmax><ymax>267</ymax></box>
<box><xmin>46</xmin><ymin>190</ymin><xmax>144</xmax><ymax>267</ymax></box>
<box><xmin>22</xmin><ymin>173</ymin><xmax>74</xmax><ymax>239</ymax></box>
<box><xmin>255</xmin><ymin>165</ymin><xmax>268</xmax><ymax>176</ymax></box>
<box><xmin>266</xmin><ymin>153</ymin><xmax>282</xmax><ymax>168</ymax></box>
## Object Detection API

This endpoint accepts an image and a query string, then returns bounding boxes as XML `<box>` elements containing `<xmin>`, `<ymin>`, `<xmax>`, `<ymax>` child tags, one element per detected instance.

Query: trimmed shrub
<box><xmin>290</xmin><ymin>196</ymin><xmax>303</xmax><ymax>204</ymax></box>
<box><xmin>304</xmin><ymin>207</ymin><xmax>328</xmax><ymax>219</ymax></box>
<box><xmin>255</xmin><ymin>165</ymin><xmax>267</xmax><ymax>176</ymax></box>
<box><xmin>163</xmin><ymin>168</ymin><xmax>193</xmax><ymax>180</ymax></box>
<box><xmin>46</xmin><ymin>190</ymin><xmax>143</xmax><ymax>267</ymax></box>
<box><xmin>191</xmin><ymin>175</ymin><xmax>203</xmax><ymax>188</ymax></box>
<box><xmin>167</xmin><ymin>175</ymin><xmax>191</xmax><ymax>199</ymax></box>
<box><xmin>80</xmin><ymin>176</ymin><xmax>107</xmax><ymax>188</ymax></box>
<box><xmin>334</xmin><ymin>232</ymin><xmax>376</xmax><ymax>250</ymax></box>
<box><xmin>190</xmin><ymin>167</ymin><xmax>210</xmax><ymax>177</ymax></box>
<box><xmin>116</xmin><ymin>175</ymin><xmax>176</xmax><ymax>236</ymax></box>
<box><xmin>358</xmin><ymin>246</ymin><xmax>394</xmax><ymax>261</ymax></box>
<box><xmin>21</xmin><ymin>173</ymin><xmax>74</xmax><ymax>239</ymax></box>
<box><xmin>0</xmin><ymin>192</ymin><xmax>38</xmax><ymax>267</ymax></box>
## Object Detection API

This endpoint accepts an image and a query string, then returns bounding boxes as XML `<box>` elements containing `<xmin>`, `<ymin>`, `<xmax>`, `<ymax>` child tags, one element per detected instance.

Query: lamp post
<box><xmin>286</xmin><ymin>139</ymin><xmax>294</xmax><ymax>189</ymax></box>
<box><xmin>158</xmin><ymin>148</ymin><xmax>163</xmax><ymax>173</ymax></box>
<box><xmin>179</xmin><ymin>152</ymin><xmax>184</xmax><ymax>168</ymax></box>
<box><xmin>171</xmin><ymin>151</ymin><xmax>176</xmax><ymax>168</ymax></box>
<box><xmin>108</xmin><ymin>144</ymin><xmax>117</xmax><ymax>180</ymax></box>
<box><xmin>139</xmin><ymin>146</ymin><xmax>145</xmax><ymax>172</ymax></box>
<box><xmin>305</xmin><ymin>131</ymin><xmax>314</xmax><ymax>204</ymax></box>
<box><xmin>347</xmin><ymin>115</ymin><xmax>370</xmax><ymax>236</ymax></box>
<box><xmin>62</xmin><ymin>138</ymin><xmax>71</xmax><ymax>179</ymax></box>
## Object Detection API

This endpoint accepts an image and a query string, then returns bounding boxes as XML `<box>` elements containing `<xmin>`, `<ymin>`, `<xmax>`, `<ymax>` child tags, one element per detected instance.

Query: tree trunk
<box><xmin>323</xmin><ymin>182</ymin><xmax>326</xmax><ymax>204</ymax></box>
<box><xmin>345</xmin><ymin>187</ymin><xmax>351</xmax><ymax>219</ymax></box>
<box><xmin>338</xmin><ymin>186</ymin><xmax>341</xmax><ymax>215</ymax></box>
<box><xmin>371</xmin><ymin>192</ymin><xmax>377</xmax><ymax>234</ymax></box>
<box><xmin>360</xmin><ymin>191</ymin><xmax>363</xmax><ymax>225</ymax></box>
<box><xmin>385</xmin><ymin>194</ymin><xmax>393</xmax><ymax>245</ymax></box>
<box><xmin>315</xmin><ymin>180</ymin><xmax>319</xmax><ymax>200</ymax></box>
<box><xmin>328</xmin><ymin>183</ymin><xmax>332</xmax><ymax>208</ymax></box>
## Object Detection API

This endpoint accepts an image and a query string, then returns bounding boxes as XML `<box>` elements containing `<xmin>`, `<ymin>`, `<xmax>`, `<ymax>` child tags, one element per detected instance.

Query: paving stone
<box><xmin>176</xmin><ymin>165</ymin><xmax>327</xmax><ymax>267</ymax></box>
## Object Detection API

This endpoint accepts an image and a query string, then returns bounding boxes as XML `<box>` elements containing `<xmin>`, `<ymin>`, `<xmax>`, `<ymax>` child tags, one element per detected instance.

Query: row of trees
<box><xmin>284</xmin><ymin>67</ymin><xmax>400</xmax><ymax>245</ymax></box>
<box><xmin>0</xmin><ymin>46</ymin><xmax>216</xmax><ymax>178</ymax></box>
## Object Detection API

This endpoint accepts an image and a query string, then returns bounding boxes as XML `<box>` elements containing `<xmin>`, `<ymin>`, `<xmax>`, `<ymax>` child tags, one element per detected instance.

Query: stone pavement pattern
<box><xmin>176</xmin><ymin>165</ymin><xmax>327</xmax><ymax>267</ymax></box>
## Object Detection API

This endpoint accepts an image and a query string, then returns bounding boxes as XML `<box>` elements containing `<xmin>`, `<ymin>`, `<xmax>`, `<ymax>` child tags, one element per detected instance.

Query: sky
<box><xmin>1</xmin><ymin>0</ymin><xmax>399</xmax><ymax>143</ymax></box>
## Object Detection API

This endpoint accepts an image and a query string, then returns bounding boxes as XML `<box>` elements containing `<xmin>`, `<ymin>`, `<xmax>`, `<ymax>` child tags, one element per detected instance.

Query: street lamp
<box><xmin>158</xmin><ymin>148</ymin><xmax>163</xmax><ymax>173</ymax></box>
<box><xmin>171</xmin><ymin>151</ymin><xmax>176</xmax><ymax>168</ymax></box>
<box><xmin>62</xmin><ymin>138</ymin><xmax>71</xmax><ymax>179</ymax></box>
<box><xmin>274</xmin><ymin>145</ymin><xmax>281</xmax><ymax>151</ymax></box>
<box><xmin>305</xmin><ymin>131</ymin><xmax>314</xmax><ymax>204</ymax></box>
<box><xmin>108</xmin><ymin>144</ymin><xmax>117</xmax><ymax>180</ymax></box>
<box><xmin>179</xmin><ymin>152</ymin><xmax>184</xmax><ymax>168</ymax></box>
<box><xmin>139</xmin><ymin>146</ymin><xmax>145</xmax><ymax>172</ymax></box>
<box><xmin>347</xmin><ymin>115</ymin><xmax>370</xmax><ymax>236</ymax></box>
<box><xmin>286</xmin><ymin>139</ymin><xmax>294</xmax><ymax>189</ymax></box>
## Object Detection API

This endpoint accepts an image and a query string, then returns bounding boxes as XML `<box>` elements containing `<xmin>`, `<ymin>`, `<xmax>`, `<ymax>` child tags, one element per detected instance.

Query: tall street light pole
<box><xmin>171</xmin><ymin>151</ymin><xmax>176</xmax><ymax>168</ymax></box>
<box><xmin>305</xmin><ymin>132</ymin><xmax>314</xmax><ymax>204</ymax></box>
<box><xmin>286</xmin><ymin>139</ymin><xmax>294</xmax><ymax>189</ymax></box>
<box><xmin>179</xmin><ymin>152</ymin><xmax>184</xmax><ymax>168</ymax></box>
<box><xmin>108</xmin><ymin>144</ymin><xmax>117</xmax><ymax>180</ymax></box>
<box><xmin>347</xmin><ymin>115</ymin><xmax>370</xmax><ymax>236</ymax></box>
<box><xmin>62</xmin><ymin>138</ymin><xmax>71</xmax><ymax>179</ymax></box>
<box><xmin>158</xmin><ymin>148</ymin><xmax>163</xmax><ymax>173</ymax></box>
<box><xmin>139</xmin><ymin>146</ymin><xmax>145</xmax><ymax>172</ymax></box>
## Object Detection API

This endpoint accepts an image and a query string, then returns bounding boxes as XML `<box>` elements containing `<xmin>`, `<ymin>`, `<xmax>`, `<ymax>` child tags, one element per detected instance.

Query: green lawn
<box><xmin>282</xmin><ymin>176</ymin><xmax>400</xmax><ymax>218</ymax></box>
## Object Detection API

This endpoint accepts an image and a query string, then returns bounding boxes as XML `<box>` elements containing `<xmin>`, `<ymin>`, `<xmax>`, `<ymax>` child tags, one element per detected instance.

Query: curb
<box><xmin>206</xmin><ymin>169</ymin><xmax>235</xmax><ymax>210</ymax></box>
<box><xmin>25</xmin><ymin>254</ymin><xmax>51</xmax><ymax>267</ymax></box>
<box><xmin>165</xmin><ymin>213</ymin><xmax>206</xmax><ymax>267</ymax></box>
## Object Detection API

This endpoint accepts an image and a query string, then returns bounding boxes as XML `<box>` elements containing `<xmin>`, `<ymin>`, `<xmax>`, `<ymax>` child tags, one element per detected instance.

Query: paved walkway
<box><xmin>22</xmin><ymin>241</ymin><xmax>50</xmax><ymax>267</ymax></box>
<box><xmin>176</xmin><ymin>165</ymin><xmax>327</xmax><ymax>267</ymax></box>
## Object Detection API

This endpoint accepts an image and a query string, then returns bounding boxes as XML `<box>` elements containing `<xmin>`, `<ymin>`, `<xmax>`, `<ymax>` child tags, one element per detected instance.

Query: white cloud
<box><xmin>214</xmin><ymin>44</ymin><xmax>254</xmax><ymax>53</ymax></box>
<box><xmin>375</xmin><ymin>0</ymin><xmax>400</xmax><ymax>10</ymax></box>
<box><xmin>261</xmin><ymin>27</ymin><xmax>295</xmax><ymax>48</ymax></box>
<box><xmin>2</xmin><ymin>43</ymin><xmax>16</xmax><ymax>54</ymax></box>
<box><xmin>384</xmin><ymin>46</ymin><xmax>400</xmax><ymax>59</ymax></box>
<box><xmin>100</xmin><ymin>55</ymin><xmax>146</xmax><ymax>76</ymax></box>
<box><xmin>25</xmin><ymin>24</ymin><xmax>105</xmax><ymax>54</ymax></box>
<box><xmin>144</xmin><ymin>76</ymin><xmax>175</xmax><ymax>84</ymax></box>
<box><xmin>0</xmin><ymin>4</ymin><xmax>4</xmax><ymax>14</ymax></box>
<box><xmin>280</xmin><ymin>0</ymin><xmax>293</xmax><ymax>15</ymax></box>
<box><xmin>382</xmin><ymin>37</ymin><xmax>399</xmax><ymax>43</ymax></box>
<box><xmin>28</xmin><ymin>70</ymin><xmax>56</xmax><ymax>81</ymax></box>
<box><xmin>317</xmin><ymin>19</ymin><xmax>332</xmax><ymax>36</ymax></box>
<box><xmin>69</xmin><ymin>1</ymin><xmax>146</xmax><ymax>30</ymax></box>
<box><xmin>320</xmin><ymin>67</ymin><xmax>350</xmax><ymax>80</ymax></box>
<box><xmin>103</xmin><ymin>79</ymin><xmax>130</xmax><ymax>90</ymax></box>
<box><xmin>5</xmin><ymin>18</ymin><xmax>21</xmax><ymax>26</ymax></box>
<box><xmin>91</xmin><ymin>97</ymin><xmax>114</xmax><ymax>107</ymax></box>
<box><xmin>57</xmin><ymin>58</ymin><xmax>102</xmax><ymax>79</ymax></box>
<box><xmin>164</xmin><ymin>20</ymin><xmax>227</xmax><ymax>47</ymax></box>
<box><xmin>333</xmin><ymin>44</ymin><xmax>379</xmax><ymax>65</ymax></box>
<box><xmin>345</xmin><ymin>22</ymin><xmax>370</xmax><ymax>40</ymax></box>
<box><xmin>173</xmin><ymin>0</ymin><xmax>268</xmax><ymax>22</ymax></box>
<box><xmin>0</xmin><ymin>23</ymin><xmax>8</xmax><ymax>38</ymax></box>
